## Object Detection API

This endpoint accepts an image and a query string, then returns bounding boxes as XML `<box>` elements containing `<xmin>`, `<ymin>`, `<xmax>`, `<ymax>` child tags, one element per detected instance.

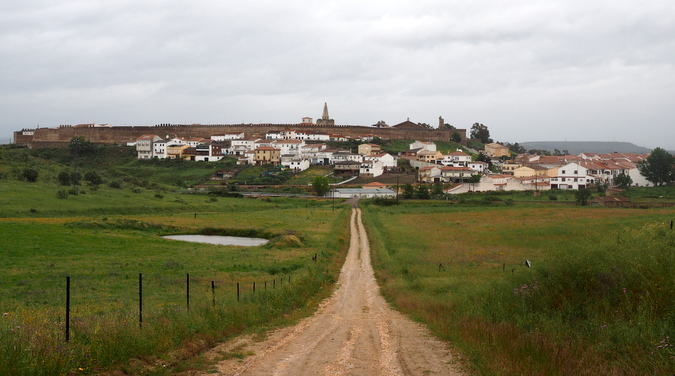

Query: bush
<box><xmin>132</xmin><ymin>187</ymin><xmax>142</xmax><ymax>193</ymax></box>
<box><xmin>68</xmin><ymin>188</ymin><xmax>79</xmax><ymax>195</ymax></box>
<box><xmin>84</xmin><ymin>170</ymin><xmax>103</xmax><ymax>185</ymax></box>
<box><xmin>108</xmin><ymin>180</ymin><xmax>122</xmax><ymax>189</ymax></box>
<box><xmin>154</xmin><ymin>193</ymin><xmax>164</xmax><ymax>199</ymax></box>
<box><xmin>22</xmin><ymin>168</ymin><xmax>38</xmax><ymax>182</ymax></box>
<box><xmin>548</xmin><ymin>193</ymin><xmax>558</xmax><ymax>201</ymax></box>
<box><xmin>56</xmin><ymin>189</ymin><xmax>68</xmax><ymax>199</ymax></box>
<box><xmin>57</xmin><ymin>170</ymin><xmax>72</xmax><ymax>186</ymax></box>
<box><xmin>372</xmin><ymin>197</ymin><xmax>398</xmax><ymax>206</ymax></box>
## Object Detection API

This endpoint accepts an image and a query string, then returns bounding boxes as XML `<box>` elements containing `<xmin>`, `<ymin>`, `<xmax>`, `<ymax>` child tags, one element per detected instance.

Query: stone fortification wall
<box><xmin>14</xmin><ymin>124</ymin><xmax>467</xmax><ymax>148</ymax></box>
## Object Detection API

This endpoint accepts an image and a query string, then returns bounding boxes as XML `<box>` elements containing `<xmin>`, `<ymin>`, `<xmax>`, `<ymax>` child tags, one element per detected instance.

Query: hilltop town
<box><xmin>12</xmin><ymin>103</ymin><xmax>657</xmax><ymax>194</ymax></box>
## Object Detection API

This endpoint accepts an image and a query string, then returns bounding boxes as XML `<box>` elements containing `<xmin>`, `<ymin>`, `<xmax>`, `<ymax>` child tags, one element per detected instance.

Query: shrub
<box><xmin>154</xmin><ymin>193</ymin><xmax>164</xmax><ymax>199</ymax></box>
<box><xmin>372</xmin><ymin>197</ymin><xmax>398</xmax><ymax>206</ymax></box>
<box><xmin>84</xmin><ymin>170</ymin><xmax>103</xmax><ymax>185</ymax></box>
<box><xmin>108</xmin><ymin>180</ymin><xmax>122</xmax><ymax>189</ymax></box>
<box><xmin>68</xmin><ymin>188</ymin><xmax>79</xmax><ymax>195</ymax></box>
<box><xmin>56</xmin><ymin>189</ymin><xmax>68</xmax><ymax>199</ymax></box>
<box><xmin>57</xmin><ymin>170</ymin><xmax>72</xmax><ymax>186</ymax></box>
<box><xmin>548</xmin><ymin>193</ymin><xmax>558</xmax><ymax>201</ymax></box>
<box><xmin>22</xmin><ymin>168</ymin><xmax>38</xmax><ymax>182</ymax></box>
<box><xmin>132</xmin><ymin>187</ymin><xmax>142</xmax><ymax>193</ymax></box>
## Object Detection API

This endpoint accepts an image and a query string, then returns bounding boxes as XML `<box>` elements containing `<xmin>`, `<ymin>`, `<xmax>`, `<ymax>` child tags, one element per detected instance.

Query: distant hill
<box><xmin>519</xmin><ymin>141</ymin><xmax>652</xmax><ymax>155</ymax></box>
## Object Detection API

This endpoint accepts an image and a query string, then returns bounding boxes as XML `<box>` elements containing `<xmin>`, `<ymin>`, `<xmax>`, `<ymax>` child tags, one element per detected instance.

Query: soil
<box><xmin>199</xmin><ymin>206</ymin><xmax>465</xmax><ymax>376</ymax></box>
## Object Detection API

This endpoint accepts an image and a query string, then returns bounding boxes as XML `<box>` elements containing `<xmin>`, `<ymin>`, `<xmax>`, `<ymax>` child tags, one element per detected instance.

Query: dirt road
<box><xmin>203</xmin><ymin>208</ymin><xmax>464</xmax><ymax>376</ymax></box>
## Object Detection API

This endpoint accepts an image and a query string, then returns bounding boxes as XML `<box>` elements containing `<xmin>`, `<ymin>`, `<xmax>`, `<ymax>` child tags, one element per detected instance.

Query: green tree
<box><xmin>58</xmin><ymin>170</ymin><xmax>72</xmax><ymax>186</ymax></box>
<box><xmin>415</xmin><ymin>184</ymin><xmax>430</xmax><ymax>199</ymax></box>
<box><xmin>443</xmin><ymin>123</ymin><xmax>455</xmax><ymax>129</ymax></box>
<box><xmin>22</xmin><ymin>168</ymin><xmax>38</xmax><ymax>182</ymax></box>
<box><xmin>614</xmin><ymin>173</ymin><xmax>632</xmax><ymax>189</ymax></box>
<box><xmin>402</xmin><ymin>183</ymin><xmax>415</xmax><ymax>199</ymax></box>
<box><xmin>575</xmin><ymin>188</ymin><xmax>592</xmax><ymax>206</ymax></box>
<box><xmin>507</xmin><ymin>142</ymin><xmax>526</xmax><ymax>154</ymax></box>
<box><xmin>637</xmin><ymin>147</ymin><xmax>675</xmax><ymax>186</ymax></box>
<box><xmin>451</xmin><ymin>131</ymin><xmax>462</xmax><ymax>143</ymax></box>
<box><xmin>432</xmin><ymin>182</ymin><xmax>444</xmax><ymax>196</ymax></box>
<box><xmin>470</xmin><ymin>123</ymin><xmax>492</xmax><ymax>144</ymax></box>
<box><xmin>417</xmin><ymin>122</ymin><xmax>432</xmax><ymax>129</ymax></box>
<box><xmin>312</xmin><ymin>176</ymin><xmax>330</xmax><ymax>196</ymax></box>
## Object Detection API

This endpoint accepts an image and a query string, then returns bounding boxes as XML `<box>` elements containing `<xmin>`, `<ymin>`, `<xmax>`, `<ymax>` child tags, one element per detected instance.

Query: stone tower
<box><xmin>439</xmin><ymin>116</ymin><xmax>444</xmax><ymax>129</ymax></box>
<box><xmin>316</xmin><ymin>102</ymin><xmax>334</xmax><ymax>126</ymax></box>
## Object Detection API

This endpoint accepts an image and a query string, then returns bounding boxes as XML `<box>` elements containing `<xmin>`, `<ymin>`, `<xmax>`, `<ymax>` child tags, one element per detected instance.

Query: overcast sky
<box><xmin>1</xmin><ymin>0</ymin><xmax>674</xmax><ymax>149</ymax></box>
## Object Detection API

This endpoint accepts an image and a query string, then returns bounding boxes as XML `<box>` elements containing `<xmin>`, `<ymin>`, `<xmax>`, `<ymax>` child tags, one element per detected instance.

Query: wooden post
<box><xmin>65</xmin><ymin>276</ymin><xmax>70</xmax><ymax>341</ymax></box>
<box><xmin>253</xmin><ymin>281</ymin><xmax>256</xmax><ymax>293</ymax></box>
<box><xmin>211</xmin><ymin>281</ymin><xmax>215</xmax><ymax>307</ymax></box>
<box><xmin>139</xmin><ymin>273</ymin><xmax>143</xmax><ymax>329</ymax></box>
<box><xmin>237</xmin><ymin>282</ymin><xmax>240</xmax><ymax>302</ymax></box>
<box><xmin>186</xmin><ymin>273</ymin><xmax>190</xmax><ymax>311</ymax></box>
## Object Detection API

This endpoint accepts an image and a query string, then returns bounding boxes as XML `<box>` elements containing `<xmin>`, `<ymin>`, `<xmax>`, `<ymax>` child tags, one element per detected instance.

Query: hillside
<box><xmin>519</xmin><ymin>141</ymin><xmax>652</xmax><ymax>154</ymax></box>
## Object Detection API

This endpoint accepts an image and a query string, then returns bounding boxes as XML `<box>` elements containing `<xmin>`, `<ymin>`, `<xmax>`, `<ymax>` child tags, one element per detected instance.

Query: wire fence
<box><xmin>0</xmin><ymin>269</ymin><xmax>304</xmax><ymax>341</ymax></box>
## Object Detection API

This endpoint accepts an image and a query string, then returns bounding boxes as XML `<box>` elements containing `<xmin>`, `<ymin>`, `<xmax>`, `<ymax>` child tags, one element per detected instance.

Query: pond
<box><xmin>163</xmin><ymin>235</ymin><xmax>269</xmax><ymax>247</ymax></box>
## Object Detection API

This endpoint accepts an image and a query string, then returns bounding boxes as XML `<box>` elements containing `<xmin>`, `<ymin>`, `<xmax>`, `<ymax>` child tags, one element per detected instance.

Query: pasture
<box><xmin>0</xmin><ymin>182</ymin><xmax>349</xmax><ymax>375</ymax></box>
<box><xmin>362</xmin><ymin>200</ymin><xmax>675</xmax><ymax>375</ymax></box>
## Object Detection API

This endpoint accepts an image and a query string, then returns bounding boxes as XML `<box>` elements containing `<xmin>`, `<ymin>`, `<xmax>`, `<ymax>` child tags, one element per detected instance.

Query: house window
<box><xmin>561</xmin><ymin>170</ymin><xmax>565</xmax><ymax>174</ymax></box>
<box><xmin>574</xmin><ymin>170</ymin><xmax>578</xmax><ymax>174</ymax></box>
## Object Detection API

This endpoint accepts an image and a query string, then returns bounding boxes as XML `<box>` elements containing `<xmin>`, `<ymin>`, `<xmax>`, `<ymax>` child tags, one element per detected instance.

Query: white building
<box><xmin>364</xmin><ymin>153</ymin><xmax>397</xmax><ymax>169</ymax></box>
<box><xmin>360</xmin><ymin>160</ymin><xmax>384</xmax><ymax>178</ymax></box>
<box><xmin>212</xmin><ymin>132</ymin><xmax>244</xmax><ymax>141</ymax></box>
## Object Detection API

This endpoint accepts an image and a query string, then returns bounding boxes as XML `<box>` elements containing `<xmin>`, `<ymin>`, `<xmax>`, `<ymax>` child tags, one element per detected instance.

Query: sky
<box><xmin>1</xmin><ymin>0</ymin><xmax>674</xmax><ymax>149</ymax></box>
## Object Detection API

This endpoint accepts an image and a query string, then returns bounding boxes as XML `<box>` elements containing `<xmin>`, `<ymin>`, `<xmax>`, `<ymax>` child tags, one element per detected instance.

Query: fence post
<box><xmin>273</xmin><ymin>279</ymin><xmax>276</xmax><ymax>289</ymax></box>
<box><xmin>237</xmin><ymin>282</ymin><xmax>240</xmax><ymax>302</ymax></box>
<box><xmin>65</xmin><ymin>276</ymin><xmax>70</xmax><ymax>342</ymax></box>
<box><xmin>186</xmin><ymin>273</ymin><xmax>190</xmax><ymax>312</ymax></box>
<box><xmin>139</xmin><ymin>273</ymin><xmax>143</xmax><ymax>329</ymax></box>
<box><xmin>211</xmin><ymin>281</ymin><xmax>215</xmax><ymax>307</ymax></box>
<box><xmin>264</xmin><ymin>281</ymin><xmax>267</xmax><ymax>290</ymax></box>
<box><xmin>253</xmin><ymin>281</ymin><xmax>256</xmax><ymax>293</ymax></box>
<box><xmin>289</xmin><ymin>275</ymin><xmax>291</xmax><ymax>283</ymax></box>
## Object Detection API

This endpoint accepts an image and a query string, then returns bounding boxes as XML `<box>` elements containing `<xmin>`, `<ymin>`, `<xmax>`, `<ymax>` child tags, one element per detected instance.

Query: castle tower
<box><xmin>316</xmin><ymin>102</ymin><xmax>334</xmax><ymax>126</ymax></box>
<box><xmin>439</xmin><ymin>116</ymin><xmax>444</xmax><ymax>129</ymax></box>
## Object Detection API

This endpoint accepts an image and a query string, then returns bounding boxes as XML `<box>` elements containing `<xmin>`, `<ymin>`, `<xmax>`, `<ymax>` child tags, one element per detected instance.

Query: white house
<box><xmin>468</xmin><ymin>161</ymin><xmax>489</xmax><ymax>173</ymax></box>
<box><xmin>152</xmin><ymin>140</ymin><xmax>167</xmax><ymax>159</ymax></box>
<box><xmin>360</xmin><ymin>160</ymin><xmax>384</xmax><ymax>178</ymax></box>
<box><xmin>286</xmin><ymin>158</ymin><xmax>310</xmax><ymax>171</ymax></box>
<box><xmin>332</xmin><ymin>151</ymin><xmax>363</xmax><ymax>164</ymax></box>
<box><xmin>231</xmin><ymin>139</ymin><xmax>260</xmax><ymax>156</ymax></box>
<box><xmin>550</xmin><ymin>162</ymin><xmax>596</xmax><ymax>190</ymax></box>
<box><xmin>440</xmin><ymin>166</ymin><xmax>475</xmax><ymax>183</ymax></box>
<box><xmin>212</xmin><ymin>132</ymin><xmax>244</xmax><ymax>141</ymax></box>
<box><xmin>439</xmin><ymin>151</ymin><xmax>472</xmax><ymax>167</ymax></box>
<box><xmin>364</xmin><ymin>153</ymin><xmax>397</xmax><ymax>169</ymax></box>
<box><xmin>272</xmin><ymin>139</ymin><xmax>304</xmax><ymax>156</ymax></box>
<box><xmin>136</xmin><ymin>134</ymin><xmax>162</xmax><ymax>159</ymax></box>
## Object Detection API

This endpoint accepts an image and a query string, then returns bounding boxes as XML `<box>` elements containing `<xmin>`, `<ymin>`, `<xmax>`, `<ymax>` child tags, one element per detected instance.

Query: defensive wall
<box><xmin>14</xmin><ymin>123</ymin><xmax>466</xmax><ymax>148</ymax></box>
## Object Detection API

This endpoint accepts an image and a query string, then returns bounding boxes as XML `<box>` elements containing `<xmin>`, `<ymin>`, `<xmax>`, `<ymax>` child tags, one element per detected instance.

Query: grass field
<box><xmin>0</xmin><ymin>178</ymin><xmax>350</xmax><ymax>375</ymax></box>
<box><xmin>362</xmin><ymin>200</ymin><xmax>675</xmax><ymax>375</ymax></box>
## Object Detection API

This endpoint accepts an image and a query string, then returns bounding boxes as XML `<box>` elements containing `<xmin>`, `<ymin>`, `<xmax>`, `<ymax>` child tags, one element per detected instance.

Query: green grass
<box><xmin>362</xmin><ymin>201</ymin><xmax>675</xmax><ymax>375</ymax></box>
<box><xmin>0</xmin><ymin>175</ymin><xmax>351</xmax><ymax>375</ymax></box>
<box><xmin>283</xmin><ymin>165</ymin><xmax>342</xmax><ymax>185</ymax></box>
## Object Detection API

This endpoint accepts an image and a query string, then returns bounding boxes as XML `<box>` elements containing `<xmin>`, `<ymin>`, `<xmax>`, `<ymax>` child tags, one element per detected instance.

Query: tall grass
<box><xmin>362</xmin><ymin>202</ymin><xmax>675</xmax><ymax>375</ymax></box>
